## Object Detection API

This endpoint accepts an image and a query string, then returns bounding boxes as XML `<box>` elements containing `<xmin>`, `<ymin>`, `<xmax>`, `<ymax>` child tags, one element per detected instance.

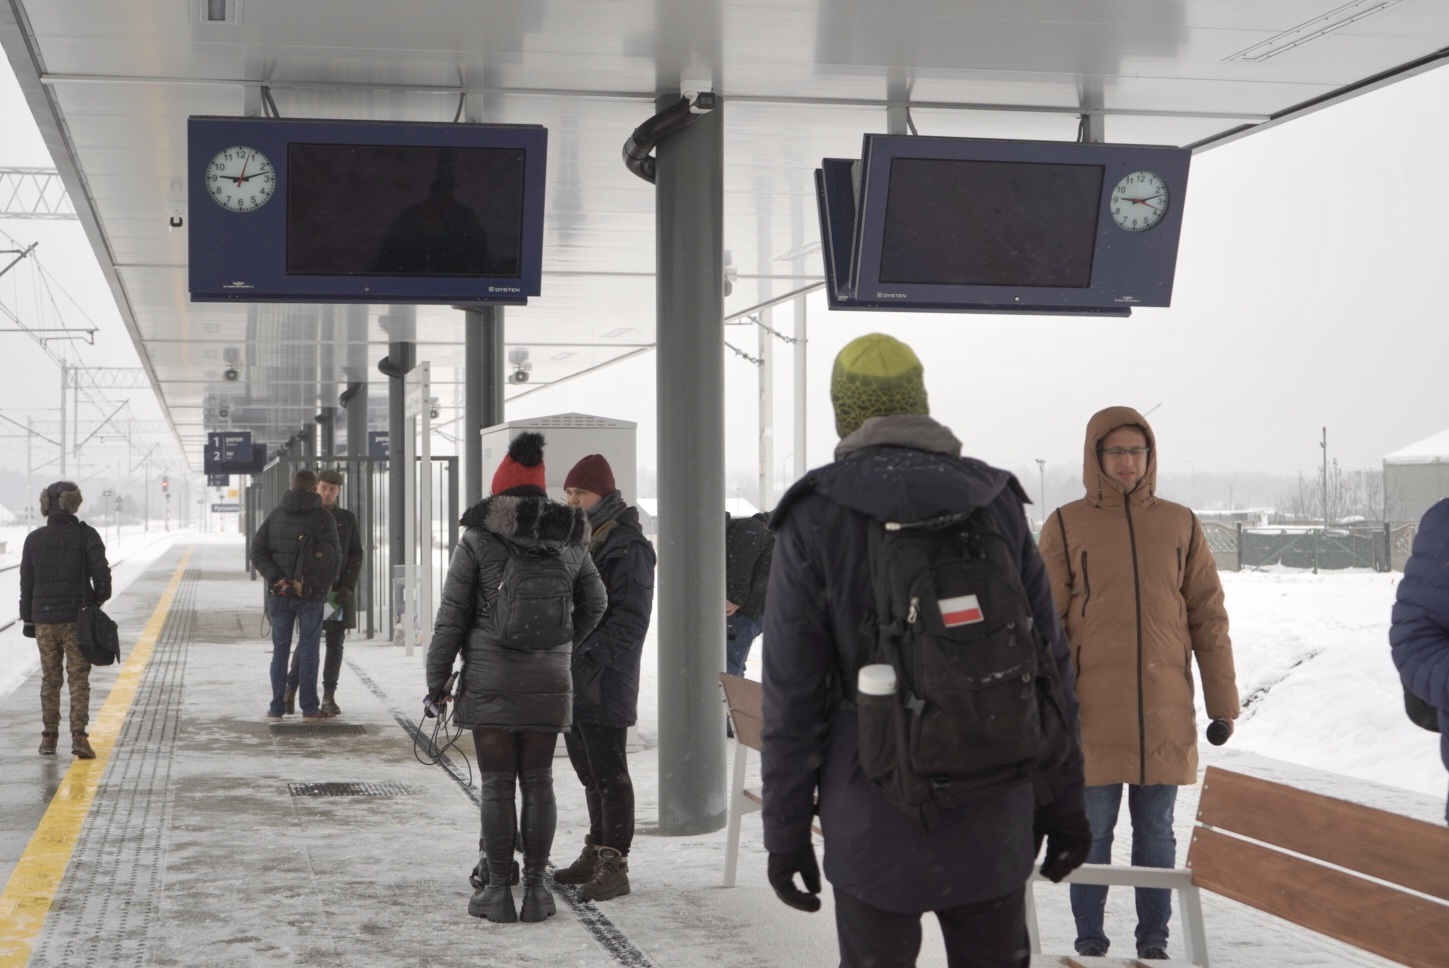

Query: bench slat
<box><xmin>1188</xmin><ymin>826</ymin><xmax>1449</xmax><ymax>968</ymax></box>
<box><xmin>1197</xmin><ymin>766</ymin><xmax>1449</xmax><ymax>901</ymax></box>
<box><xmin>720</xmin><ymin>673</ymin><xmax>765</xmax><ymax>751</ymax></box>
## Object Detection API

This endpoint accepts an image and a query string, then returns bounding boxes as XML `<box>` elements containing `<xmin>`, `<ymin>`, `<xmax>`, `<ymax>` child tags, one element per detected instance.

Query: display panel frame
<box><xmin>188</xmin><ymin>116</ymin><xmax>547</xmax><ymax>304</ymax></box>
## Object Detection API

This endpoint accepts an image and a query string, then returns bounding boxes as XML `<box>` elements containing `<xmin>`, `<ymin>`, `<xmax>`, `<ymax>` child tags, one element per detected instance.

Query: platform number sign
<box><xmin>204</xmin><ymin>431</ymin><xmax>254</xmax><ymax>474</ymax></box>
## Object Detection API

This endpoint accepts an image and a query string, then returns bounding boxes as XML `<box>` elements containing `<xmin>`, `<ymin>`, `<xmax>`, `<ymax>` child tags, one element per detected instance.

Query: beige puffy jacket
<box><xmin>1037</xmin><ymin>406</ymin><xmax>1239</xmax><ymax>786</ymax></box>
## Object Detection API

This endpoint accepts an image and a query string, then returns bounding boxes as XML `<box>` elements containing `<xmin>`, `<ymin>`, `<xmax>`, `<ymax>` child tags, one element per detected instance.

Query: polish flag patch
<box><xmin>939</xmin><ymin>594</ymin><xmax>984</xmax><ymax>627</ymax></box>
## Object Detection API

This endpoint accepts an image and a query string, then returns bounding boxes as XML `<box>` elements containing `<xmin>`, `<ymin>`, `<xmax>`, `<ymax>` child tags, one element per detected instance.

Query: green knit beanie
<box><xmin>830</xmin><ymin>333</ymin><xmax>930</xmax><ymax>438</ymax></box>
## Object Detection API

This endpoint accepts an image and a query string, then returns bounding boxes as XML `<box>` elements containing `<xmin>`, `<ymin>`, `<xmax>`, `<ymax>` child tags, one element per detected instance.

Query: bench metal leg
<box><xmin>1024</xmin><ymin>877</ymin><xmax>1041</xmax><ymax>953</ymax></box>
<box><xmin>723</xmin><ymin>739</ymin><xmax>750</xmax><ymax>888</ymax></box>
<box><xmin>1178</xmin><ymin>883</ymin><xmax>1209</xmax><ymax>967</ymax></box>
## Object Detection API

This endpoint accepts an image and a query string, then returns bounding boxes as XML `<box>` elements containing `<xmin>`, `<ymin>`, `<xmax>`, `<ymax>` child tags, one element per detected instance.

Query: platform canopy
<box><xmin>4</xmin><ymin>0</ymin><xmax>1449</xmax><ymax>466</ymax></box>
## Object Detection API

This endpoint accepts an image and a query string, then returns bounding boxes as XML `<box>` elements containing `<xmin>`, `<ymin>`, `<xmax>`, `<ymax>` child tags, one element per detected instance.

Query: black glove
<box><xmin>1033</xmin><ymin>809</ymin><xmax>1093</xmax><ymax>883</ymax></box>
<box><xmin>334</xmin><ymin>586</ymin><xmax>353</xmax><ymax>604</ymax></box>
<box><xmin>767</xmin><ymin>845</ymin><xmax>822</xmax><ymax>912</ymax></box>
<box><xmin>23</xmin><ymin>622</ymin><xmax>36</xmax><ymax>639</ymax></box>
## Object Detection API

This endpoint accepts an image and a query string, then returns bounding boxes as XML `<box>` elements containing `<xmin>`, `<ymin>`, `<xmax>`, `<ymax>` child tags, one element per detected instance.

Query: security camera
<box><xmin>509</xmin><ymin>368</ymin><xmax>530</xmax><ymax>385</ymax></box>
<box><xmin>223</xmin><ymin>366</ymin><xmax>239</xmax><ymax>382</ymax></box>
<box><xmin>429</xmin><ymin>407</ymin><xmax>440</xmax><ymax>419</ymax></box>
<box><xmin>217</xmin><ymin>406</ymin><xmax>230</xmax><ymax>419</ymax></box>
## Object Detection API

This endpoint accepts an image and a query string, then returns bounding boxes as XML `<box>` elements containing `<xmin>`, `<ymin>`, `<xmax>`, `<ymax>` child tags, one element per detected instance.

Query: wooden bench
<box><xmin>1028</xmin><ymin>765</ymin><xmax>1449</xmax><ymax>966</ymax></box>
<box><xmin>719</xmin><ymin>673</ymin><xmax>820</xmax><ymax>888</ymax></box>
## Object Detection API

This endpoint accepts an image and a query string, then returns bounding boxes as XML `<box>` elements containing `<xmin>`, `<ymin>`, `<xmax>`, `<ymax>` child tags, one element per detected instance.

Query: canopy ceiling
<box><xmin>4</xmin><ymin>0</ymin><xmax>1447</xmax><ymax>467</ymax></box>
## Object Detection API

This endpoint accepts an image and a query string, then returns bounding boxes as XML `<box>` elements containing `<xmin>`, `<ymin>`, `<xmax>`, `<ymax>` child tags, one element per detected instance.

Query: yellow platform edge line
<box><xmin>0</xmin><ymin>547</ymin><xmax>192</xmax><ymax>966</ymax></box>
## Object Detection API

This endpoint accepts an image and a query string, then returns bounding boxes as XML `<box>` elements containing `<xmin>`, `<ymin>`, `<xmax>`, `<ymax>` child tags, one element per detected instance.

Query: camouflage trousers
<box><xmin>37</xmin><ymin>622</ymin><xmax>90</xmax><ymax>734</ymax></box>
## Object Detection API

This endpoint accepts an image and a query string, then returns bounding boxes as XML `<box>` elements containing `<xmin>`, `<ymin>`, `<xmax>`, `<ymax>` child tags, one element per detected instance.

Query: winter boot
<box><xmin>577</xmin><ymin>846</ymin><xmax>630</xmax><ymax>901</ymax></box>
<box><xmin>71</xmin><ymin>732</ymin><xmax>95</xmax><ymax>759</ymax></box>
<box><xmin>468</xmin><ymin>772</ymin><xmax>519</xmax><ymax>922</ymax></box>
<box><xmin>551</xmin><ymin>836</ymin><xmax>600</xmax><ymax>885</ymax></box>
<box><xmin>469</xmin><ymin>857</ymin><xmax>519</xmax><ymax>890</ymax></box>
<box><xmin>518</xmin><ymin>768</ymin><xmax>558</xmax><ymax>922</ymax></box>
<box><xmin>321</xmin><ymin>691</ymin><xmax>341</xmax><ymax>717</ymax></box>
<box><xmin>283</xmin><ymin>685</ymin><xmax>297</xmax><ymax>715</ymax></box>
<box><xmin>38</xmin><ymin>732</ymin><xmax>58</xmax><ymax>755</ymax></box>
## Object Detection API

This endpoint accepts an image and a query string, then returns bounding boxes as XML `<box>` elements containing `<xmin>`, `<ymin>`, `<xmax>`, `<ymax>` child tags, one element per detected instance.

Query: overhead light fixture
<box><xmin>1225</xmin><ymin>0</ymin><xmax>1402</xmax><ymax>63</ymax></box>
<box><xmin>773</xmin><ymin>241</ymin><xmax>822</xmax><ymax>263</ymax></box>
<box><xmin>550</xmin><ymin>351</ymin><xmax>575</xmax><ymax>361</ymax></box>
<box><xmin>599</xmin><ymin>327</ymin><xmax>633</xmax><ymax>338</ymax></box>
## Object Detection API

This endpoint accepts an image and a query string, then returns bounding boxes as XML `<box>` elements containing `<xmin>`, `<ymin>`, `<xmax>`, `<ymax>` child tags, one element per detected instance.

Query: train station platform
<box><xmin>0</xmin><ymin>535</ymin><xmax>1431</xmax><ymax>968</ymax></box>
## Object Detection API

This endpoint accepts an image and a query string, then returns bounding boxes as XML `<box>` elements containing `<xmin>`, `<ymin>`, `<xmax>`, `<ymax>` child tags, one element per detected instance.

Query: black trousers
<box><xmin>833</xmin><ymin>885</ymin><xmax>1030</xmax><ymax>968</ymax></box>
<box><xmin>288</xmin><ymin>624</ymin><xmax>346</xmax><ymax>692</ymax></box>
<box><xmin>563</xmin><ymin>722</ymin><xmax>635</xmax><ymax>854</ymax></box>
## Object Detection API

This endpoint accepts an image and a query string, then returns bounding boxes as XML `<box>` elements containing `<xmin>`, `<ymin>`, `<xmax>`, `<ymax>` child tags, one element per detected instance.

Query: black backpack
<box><xmin>850</xmin><ymin>507</ymin><xmax>1073</xmax><ymax>831</ymax></box>
<box><xmin>489</xmin><ymin>545</ymin><xmax>575</xmax><ymax>651</ymax></box>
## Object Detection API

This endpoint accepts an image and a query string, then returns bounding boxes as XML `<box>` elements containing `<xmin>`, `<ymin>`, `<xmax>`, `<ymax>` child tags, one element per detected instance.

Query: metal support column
<box><xmin>792</xmin><ymin>295</ymin><xmax>807</xmax><ymax>481</ymax></box>
<box><xmin>380</xmin><ymin>309</ymin><xmax>417</xmax><ymax>624</ymax></box>
<box><xmin>344</xmin><ymin>304</ymin><xmax>370</xmax><ymax>459</ymax></box>
<box><xmin>317</xmin><ymin>407</ymin><xmax>336</xmax><ymax>457</ymax></box>
<box><xmin>462</xmin><ymin>304</ymin><xmax>505</xmax><ymax>507</ymax></box>
<box><xmin>655</xmin><ymin>93</ymin><xmax>726</xmax><ymax>835</ymax></box>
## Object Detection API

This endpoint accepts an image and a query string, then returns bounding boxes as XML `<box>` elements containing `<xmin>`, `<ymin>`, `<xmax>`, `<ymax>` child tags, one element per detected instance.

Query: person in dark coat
<box><xmin>425</xmin><ymin>433</ymin><xmax>607</xmax><ymax>924</ymax></box>
<box><xmin>1390</xmin><ymin>498</ymin><xmax>1449</xmax><ymax>823</ymax></box>
<box><xmin>555</xmin><ymin>453</ymin><xmax>657</xmax><ymax>902</ymax></box>
<box><xmin>20</xmin><ymin>480</ymin><xmax>112</xmax><ymax>759</ymax></box>
<box><xmin>250</xmin><ymin>468</ymin><xmax>341</xmax><ymax>723</ymax></box>
<box><xmin>725</xmin><ymin>511</ymin><xmax>772</xmax><ymax>678</ymax></box>
<box><xmin>761</xmin><ymin>334</ymin><xmax>1091</xmax><ymax>968</ymax></box>
<box><xmin>285</xmin><ymin>468</ymin><xmax>364</xmax><ymax>716</ymax></box>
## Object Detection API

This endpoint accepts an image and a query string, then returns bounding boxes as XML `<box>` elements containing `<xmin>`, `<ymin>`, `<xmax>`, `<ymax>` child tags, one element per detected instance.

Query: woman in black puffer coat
<box><xmin>425</xmin><ymin>433</ymin><xmax>606</xmax><ymax>924</ymax></box>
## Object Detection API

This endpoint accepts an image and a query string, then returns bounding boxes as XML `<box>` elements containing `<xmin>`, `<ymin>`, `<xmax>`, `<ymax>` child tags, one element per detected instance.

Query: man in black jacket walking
<box><xmin>251</xmin><ymin>469</ymin><xmax>341</xmax><ymax>722</ymax></box>
<box><xmin>557</xmin><ymin>454</ymin><xmax>656</xmax><ymax>902</ymax></box>
<box><xmin>761</xmin><ymin>334</ymin><xmax>1091</xmax><ymax>967</ymax></box>
<box><xmin>724</xmin><ymin>511</ymin><xmax>771</xmax><ymax>678</ymax></box>
<box><xmin>285</xmin><ymin>468</ymin><xmax>364</xmax><ymax>716</ymax></box>
<box><xmin>20</xmin><ymin>480</ymin><xmax>112</xmax><ymax>758</ymax></box>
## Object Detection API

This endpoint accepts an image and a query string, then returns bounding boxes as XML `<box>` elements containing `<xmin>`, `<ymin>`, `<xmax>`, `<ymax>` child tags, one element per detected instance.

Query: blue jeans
<box><xmin>1070</xmin><ymin>783</ymin><xmax>1178</xmax><ymax>953</ymax></box>
<box><xmin>268</xmin><ymin>596</ymin><xmax>324</xmax><ymax>716</ymax></box>
<box><xmin>726</xmin><ymin>612</ymin><xmax>763</xmax><ymax>678</ymax></box>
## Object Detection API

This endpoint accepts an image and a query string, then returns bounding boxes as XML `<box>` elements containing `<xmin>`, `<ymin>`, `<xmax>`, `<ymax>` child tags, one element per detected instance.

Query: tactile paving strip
<box><xmin>30</xmin><ymin>565</ymin><xmax>198</xmax><ymax>968</ymax></box>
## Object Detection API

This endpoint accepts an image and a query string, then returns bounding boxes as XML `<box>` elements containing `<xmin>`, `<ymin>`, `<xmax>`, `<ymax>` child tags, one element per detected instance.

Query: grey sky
<box><xmin>3</xmin><ymin>58</ymin><xmax>1446</xmax><ymax>500</ymax></box>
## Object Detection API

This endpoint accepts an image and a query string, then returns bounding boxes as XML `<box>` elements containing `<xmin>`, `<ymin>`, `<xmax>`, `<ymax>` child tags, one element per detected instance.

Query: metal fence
<box><xmin>243</xmin><ymin>455</ymin><xmax>458</xmax><ymax>639</ymax></box>
<box><xmin>1200</xmin><ymin>522</ymin><xmax>1417</xmax><ymax>572</ymax></box>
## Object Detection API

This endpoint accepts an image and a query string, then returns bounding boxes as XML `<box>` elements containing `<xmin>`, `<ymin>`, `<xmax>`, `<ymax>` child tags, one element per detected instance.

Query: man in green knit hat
<box><xmin>759</xmin><ymin>332</ymin><xmax>1089</xmax><ymax>968</ymax></box>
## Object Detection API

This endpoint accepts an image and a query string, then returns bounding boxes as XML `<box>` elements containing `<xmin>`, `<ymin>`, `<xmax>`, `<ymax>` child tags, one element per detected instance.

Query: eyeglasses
<box><xmin>1100</xmin><ymin>447</ymin><xmax>1150</xmax><ymax>459</ymax></box>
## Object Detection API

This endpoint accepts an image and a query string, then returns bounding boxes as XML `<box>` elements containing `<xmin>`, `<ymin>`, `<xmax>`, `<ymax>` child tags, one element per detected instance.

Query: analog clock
<box><xmin>1110</xmin><ymin>171</ymin><xmax>1169</xmax><ymax>233</ymax></box>
<box><xmin>205</xmin><ymin>146</ymin><xmax>276</xmax><ymax>212</ymax></box>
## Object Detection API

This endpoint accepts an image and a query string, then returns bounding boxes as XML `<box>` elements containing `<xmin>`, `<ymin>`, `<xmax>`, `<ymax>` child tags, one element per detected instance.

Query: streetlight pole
<box><xmin>1035</xmin><ymin>459</ymin><xmax>1047</xmax><ymax>526</ymax></box>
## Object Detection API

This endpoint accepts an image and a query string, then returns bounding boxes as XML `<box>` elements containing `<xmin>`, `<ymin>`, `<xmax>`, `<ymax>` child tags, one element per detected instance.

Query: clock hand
<box><xmin>234</xmin><ymin>152</ymin><xmax>251</xmax><ymax>187</ymax></box>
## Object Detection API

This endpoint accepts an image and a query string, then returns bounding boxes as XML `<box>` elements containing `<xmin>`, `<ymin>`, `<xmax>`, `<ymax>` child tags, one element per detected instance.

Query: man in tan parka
<box><xmin>1037</xmin><ymin>406</ymin><xmax>1238</xmax><ymax>961</ymax></box>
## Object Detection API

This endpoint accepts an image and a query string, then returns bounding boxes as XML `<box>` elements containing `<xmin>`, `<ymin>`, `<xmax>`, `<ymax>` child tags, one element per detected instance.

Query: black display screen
<box><xmin>286</xmin><ymin>144</ymin><xmax>526</xmax><ymax>277</ymax></box>
<box><xmin>878</xmin><ymin>159</ymin><xmax>1104</xmax><ymax>288</ymax></box>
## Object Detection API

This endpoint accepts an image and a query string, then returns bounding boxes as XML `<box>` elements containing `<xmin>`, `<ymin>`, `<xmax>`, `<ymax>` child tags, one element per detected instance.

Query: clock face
<box><xmin>1110</xmin><ymin>171</ymin><xmax>1169</xmax><ymax>232</ymax></box>
<box><xmin>205</xmin><ymin>146</ymin><xmax>276</xmax><ymax>212</ymax></box>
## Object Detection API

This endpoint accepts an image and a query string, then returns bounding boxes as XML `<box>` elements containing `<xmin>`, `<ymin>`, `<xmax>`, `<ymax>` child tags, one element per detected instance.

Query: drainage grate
<box><xmin>288</xmin><ymin>781</ymin><xmax>417</xmax><ymax>797</ymax></box>
<box><xmin>270</xmin><ymin>723</ymin><xmax>367</xmax><ymax>736</ymax></box>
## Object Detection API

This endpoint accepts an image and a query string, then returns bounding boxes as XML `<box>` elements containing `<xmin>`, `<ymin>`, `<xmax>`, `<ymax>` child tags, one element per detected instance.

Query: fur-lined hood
<box><xmin>459</xmin><ymin>494</ymin><xmax>590</xmax><ymax>549</ymax></box>
<box><xmin>39</xmin><ymin>481</ymin><xmax>82</xmax><ymax>518</ymax></box>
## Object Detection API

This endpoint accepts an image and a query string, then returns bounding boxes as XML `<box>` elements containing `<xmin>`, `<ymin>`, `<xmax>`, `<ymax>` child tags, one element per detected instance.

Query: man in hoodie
<box><xmin>20</xmin><ymin>481</ymin><xmax>112</xmax><ymax>759</ymax></box>
<box><xmin>251</xmin><ymin>468</ymin><xmax>341</xmax><ymax>723</ymax></box>
<box><xmin>761</xmin><ymin>333</ymin><xmax>1089</xmax><ymax>968</ymax></box>
<box><xmin>1037</xmin><ymin>407</ymin><xmax>1239</xmax><ymax>961</ymax></box>
<box><xmin>556</xmin><ymin>453</ymin><xmax>657</xmax><ymax>901</ymax></box>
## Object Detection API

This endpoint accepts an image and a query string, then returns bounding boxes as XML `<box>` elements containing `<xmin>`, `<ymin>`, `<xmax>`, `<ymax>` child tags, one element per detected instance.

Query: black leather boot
<box><xmin>518</xmin><ymin>768</ymin><xmax>557</xmax><ymax>922</ymax></box>
<box><xmin>468</xmin><ymin>772</ymin><xmax>518</xmax><ymax>922</ymax></box>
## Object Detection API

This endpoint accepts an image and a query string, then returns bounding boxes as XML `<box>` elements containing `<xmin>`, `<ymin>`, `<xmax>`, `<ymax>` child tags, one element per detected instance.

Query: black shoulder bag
<box><xmin>75</xmin><ymin>531</ymin><xmax>121</xmax><ymax>666</ymax></box>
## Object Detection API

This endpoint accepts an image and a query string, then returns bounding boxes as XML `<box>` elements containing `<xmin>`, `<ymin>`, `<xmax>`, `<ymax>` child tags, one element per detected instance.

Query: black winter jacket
<box><xmin>326</xmin><ymin>505</ymin><xmax>365</xmax><ymax>630</ymax></box>
<box><xmin>426</xmin><ymin>494</ymin><xmax>607</xmax><ymax>732</ymax></box>
<box><xmin>761</xmin><ymin>415</ymin><xmax>1085</xmax><ymax>914</ymax></box>
<box><xmin>249</xmin><ymin>489</ymin><xmax>341</xmax><ymax>602</ymax></box>
<box><xmin>19</xmin><ymin>513</ymin><xmax>111</xmax><ymax>625</ymax></box>
<box><xmin>573</xmin><ymin>504</ymin><xmax>656</xmax><ymax>728</ymax></box>
<box><xmin>725</xmin><ymin>513</ymin><xmax>771</xmax><ymax>619</ymax></box>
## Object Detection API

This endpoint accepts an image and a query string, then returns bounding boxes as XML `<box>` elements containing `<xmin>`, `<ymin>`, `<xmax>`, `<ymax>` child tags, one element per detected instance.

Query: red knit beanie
<box><xmin>564</xmin><ymin>454</ymin><xmax>616</xmax><ymax>497</ymax></box>
<box><xmin>491</xmin><ymin>432</ymin><xmax>547</xmax><ymax>495</ymax></box>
